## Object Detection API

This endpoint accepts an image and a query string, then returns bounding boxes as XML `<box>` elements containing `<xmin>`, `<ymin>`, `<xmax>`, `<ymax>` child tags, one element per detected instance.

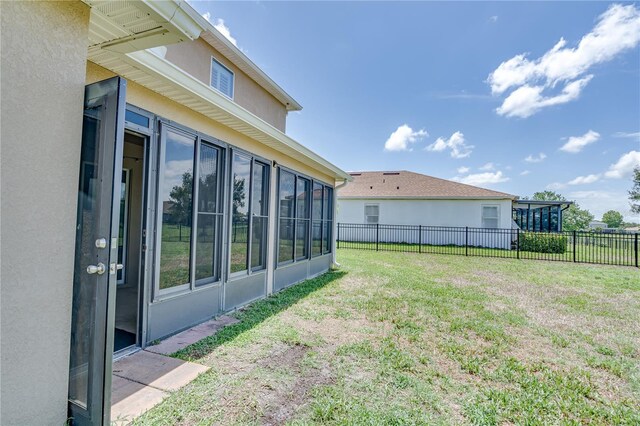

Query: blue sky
<box><xmin>190</xmin><ymin>1</ymin><xmax>640</xmax><ymax>221</ymax></box>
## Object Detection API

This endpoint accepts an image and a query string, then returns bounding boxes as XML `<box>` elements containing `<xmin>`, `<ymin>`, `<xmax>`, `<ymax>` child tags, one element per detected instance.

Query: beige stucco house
<box><xmin>0</xmin><ymin>1</ymin><xmax>349</xmax><ymax>424</ymax></box>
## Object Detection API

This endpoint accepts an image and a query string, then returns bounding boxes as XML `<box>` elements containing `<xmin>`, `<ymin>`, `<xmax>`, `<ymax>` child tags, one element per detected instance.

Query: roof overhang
<box><xmin>84</xmin><ymin>0</ymin><xmax>203</xmax><ymax>55</ymax></box>
<box><xmin>88</xmin><ymin>47</ymin><xmax>350</xmax><ymax>181</ymax></box>
<box><xmin>513</xmin><ymin>200</ymin><xmax>574</xmax><ymax>209</ymax></box>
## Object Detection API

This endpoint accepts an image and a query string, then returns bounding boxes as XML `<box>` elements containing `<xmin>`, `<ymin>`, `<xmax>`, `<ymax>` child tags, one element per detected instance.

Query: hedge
<box><xmin>519</xmin><ymin>232</ymin><xmax>568</xmax><ymax>254</ymax></box>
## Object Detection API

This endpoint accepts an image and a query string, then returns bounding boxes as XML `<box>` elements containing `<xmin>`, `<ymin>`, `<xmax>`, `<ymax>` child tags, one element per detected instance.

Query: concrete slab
<box><xmin>113</xmin><ymin>350</ymin><xmax>209</xmax><ymax>392</ymax></box>
<box><xmin>146</xmin><ymin>315</ymin><xmax>239</xmax><ymax>355</ymax></box>
<box><xmin>110</xmin><ymin>375</ymin><xmax>167</xmax><ymax>426</ymax></box>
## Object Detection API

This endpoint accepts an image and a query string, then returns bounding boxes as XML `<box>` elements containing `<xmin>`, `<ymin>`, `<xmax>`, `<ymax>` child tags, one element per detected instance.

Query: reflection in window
<box><xmin>195</xmin><ymin>143</ymin><xmax>222</xmax><ymax>284</ymax></box>
<box><xmin>312</xmin><ymin>182</ymin><xmax>323</xmax><ymax>256</ymax></box>
<box><xmin>251</xmin><ymin>163</ymin><xmax>269</xmax><ymax>271</ymax></box>
<box><xmin>278</xmin><ymin>170</ymin><xmax>295</xmax><ymax>264</ymax></box>
<box><xmin>118</xmin><ymin>169</ymin><xmax>130</xmax><ymax>284</ymax></box>
<box><xmin>230</xmin><ymin>153</ymin><xmax>250</xmax><ymax>273</ymax></box>
<box><xmin>159</xmin><ymin>128</ymin><xmax>195</xmax><ymax>290</ymax></box>
<box><xmin>296</xmin><ymin>177</ymin><xmax>310</xmax><ymax>260</ymax></box>
<box><xmin>323</xmin><ymin>186</ymin><xmax>333</xmax><ymax>254</ymax></box>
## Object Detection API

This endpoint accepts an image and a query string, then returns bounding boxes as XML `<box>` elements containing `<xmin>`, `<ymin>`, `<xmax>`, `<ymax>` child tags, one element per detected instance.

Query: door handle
<box><xmin>87</xmin><ymin>263</ymin><xmax>106</xmax><ymax>275</ymax></box>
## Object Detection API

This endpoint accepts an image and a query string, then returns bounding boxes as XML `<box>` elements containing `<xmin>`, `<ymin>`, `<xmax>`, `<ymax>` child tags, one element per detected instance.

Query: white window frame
<box><xmin>481</xmin><ymin>204</ymin><xmax>500</xmax><ymax>229</ymax></box>
<box><xmin>364</xmin><ymin>204</ymin><xmax>379</xmax><ymax>224</ymax></box>
<box><xmin>210</xmin><ymin>56</ymin><xmax>235</xmax><ymax>99</ymax></box>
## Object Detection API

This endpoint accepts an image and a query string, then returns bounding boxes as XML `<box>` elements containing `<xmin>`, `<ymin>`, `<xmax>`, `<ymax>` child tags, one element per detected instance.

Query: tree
<box><xmin>531</xmin><ymin>190</ymin><xmax>566</xmax><ymax>202</ymax></box>
<box><xmin>601</xmin><ymin>210</ymin><xmax>624</xmax><ymax>229</ymax></box>
<box><xmin>169</xmin><ymin>171</ymin><xmax>193</xmax><ymax>227</ymax></box>
<box><xmin>630</xmin><ymin>166</ymin><xmax>640</xmax><ymax>214</ymax></box>
<box><xmin>530</xmin><ymin>190</ymin><xmax>593</xmax><ymax>231</ymax></box>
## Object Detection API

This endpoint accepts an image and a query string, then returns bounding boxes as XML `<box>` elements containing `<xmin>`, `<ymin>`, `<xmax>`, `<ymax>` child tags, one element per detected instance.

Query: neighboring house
<box><xmin>1</xmin><ymin>2</ymin><xmax>350</xmax><ymax>425</ymax></box>
<box><xmin>589</xmin><ymin>220</ymin><xmax>609</xmax><ymax>230</ymax></box>
<box><xmin>336</xmin><ymin>171</ymin><xmax>516</xmax><ymax>249</ymax></box>
<box><xmin>337</xmin><ymin>171</ymin><xmax>515</xmax><ymax>228</ymax></box>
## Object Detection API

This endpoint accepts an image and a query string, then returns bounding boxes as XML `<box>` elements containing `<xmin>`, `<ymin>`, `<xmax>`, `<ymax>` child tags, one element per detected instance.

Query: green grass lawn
<box><xmin>134</xmin><ymin>250</ymin><xmax>640</xmax><ymax>425</ymax></box>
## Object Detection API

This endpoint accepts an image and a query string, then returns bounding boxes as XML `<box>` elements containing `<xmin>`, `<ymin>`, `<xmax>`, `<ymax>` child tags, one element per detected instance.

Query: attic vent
<box><xmin>397</xmin><ymin>186</ymin><xmax>400</xmax><ymax>190</ymax></box>
<box><xmin>383</xmin><ymin>172</ymin><xmax>400</xmax><ymax>175</ymax></box>
<box><xmin>350</xmin><ymin>173</ymin><xmax>362</xmax><ymax>176</ymax></box>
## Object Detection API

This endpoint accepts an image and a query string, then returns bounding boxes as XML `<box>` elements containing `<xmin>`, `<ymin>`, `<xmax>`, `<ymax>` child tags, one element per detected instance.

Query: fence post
<box><xmin>418</xmin><ymin>225</ymin><xmax>422</xmax><ymax>253</ymax></box>
<box><xmin>337</xmin><ymin>223</ymin><xmax>341</xmax><ymax>249</ymax></box>
<box><xmin>573</xmin><ymin>230</ymin><xmax>577</xmax><ymax>263</ymax></box>
<box><xmin>376</xmin><ymin>223</ymin><xmax>379</xmax><ymax>251</ymax></box>
<box><xmin>465</xmin><ymin>226</ymin><xmax>469</xmax><ymax>256</ymax></box>
<box><xmin>517</xmin><ymin>229</ymin><xmax>520</xmax><ymax>259</ymax></box>
<box><xmin>635</xmin><ymin>233</ymin><xmax>638</xmax><ymax>268</ymax></box>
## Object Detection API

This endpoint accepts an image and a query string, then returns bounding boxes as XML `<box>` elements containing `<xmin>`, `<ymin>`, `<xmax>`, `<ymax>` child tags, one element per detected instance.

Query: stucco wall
<box><xmin>0</xmin><ymin>1</ymin><xmax>90</xmax><ymax>424</ymax></box>
<box><xmin>164</xmin><ymin>39</ymin><xmax>288</xmax><ymax>132</ymax></box>
<box><xmin>337</xmin><ymin>198</ymin><xmax>514</xmax><ymax>229</ymax></box>
<box><xmin>86</xmin><ymin>61</ymin><xmax>333</xmax><ymax>186</ymax></box>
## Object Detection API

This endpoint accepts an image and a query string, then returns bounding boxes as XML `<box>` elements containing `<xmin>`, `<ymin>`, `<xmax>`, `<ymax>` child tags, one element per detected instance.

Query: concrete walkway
<box><xmin>110</xmin><ymin>315</ymin><xmax>238</xmax><ymax>425</ymax></box>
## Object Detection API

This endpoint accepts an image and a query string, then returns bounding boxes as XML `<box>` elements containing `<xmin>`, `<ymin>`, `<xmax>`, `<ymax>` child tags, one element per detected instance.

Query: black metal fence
<box><xmin>337</xmin><ymin>223</ymin><xmax>639</xmax><ymax>268</ymax></box>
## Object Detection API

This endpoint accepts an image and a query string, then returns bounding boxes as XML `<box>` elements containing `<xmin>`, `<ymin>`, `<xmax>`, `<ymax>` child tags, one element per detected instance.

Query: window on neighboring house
<box><xmin>482</xmin><ymin>205</ymin><xmax>499</xmax><ymax>228</ymax></box>
<box><xmin>211</xmin><ymin>58</ymin><xmax>234</xmax><ymax>98</ymax></box>
<box><xmin>230</xmin><ymin>152</ymin><xmax>270</xmax><ymax>274</ymax></box>
<box><xmin>365</xmin><ymin>204</ymin><xmax>379</xmax><ymax>224</ymax></box>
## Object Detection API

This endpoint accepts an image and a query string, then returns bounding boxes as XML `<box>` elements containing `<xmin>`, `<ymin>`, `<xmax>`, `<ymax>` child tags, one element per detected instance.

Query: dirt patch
<box><xmin>257</xmin><ymin>343</ymin><xmax>333</xmax><ymax>425</ymax></box>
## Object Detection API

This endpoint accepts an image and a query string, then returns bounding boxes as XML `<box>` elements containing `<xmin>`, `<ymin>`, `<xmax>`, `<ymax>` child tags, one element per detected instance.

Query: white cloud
<box><xmin>567</xmin><ymin>173</ymin><xmax>601</xmax><ymax>185</ymax></box>
<box><xmin>524</xmin><ymin>152</ymin><xmax>546</xmax><ymax>163</ymax></box>
<box><xmin>457</xmin><ymin>166</ymin><xmax>470</xmax><ymax>174</ymax></box>
<box><xmin>453</xmin><ymin>171</ymin><xmax>509</xmax><ymax>186</ymax></box>
<box><xmin>426</xmin><ymin>131</ymin><xmax>473</xmax><ymax>159</ymax></box>
<box><xmin>479</xmin><ymin>162</ymin><xmax>495</xmax><ymax>171</ymax></box>
<box><xmin>560</xmin><ymin>130</ymin><xmax>600</xmax><ymax>153</ymax></box>
<box><xmin>489</xmin><ymin>15</ymin><xmax>498</xmax><ymax>23</ymax></box>
<box><xmin>546</xmin><ymin>182</ymin><xmax>567</xmax><ymax>190</ymax></box>
<box><xmin>613</xmin><ymin>131</ymin><xmax>640</xmax><ymax>140</ymax></box>
<box><xmin>604</xmin><ymin>150</ymin><xmax>640</xmax><ymax>179</ymax></box>
<box><xmin>202</xmin><ymin>13</ymin><xmax>239</xmax><ymax>47</ymax></box>
<box><xmin>568</xmin><ymin>190</ymin><xmax>637</xmax><ymax>222</ymax></box>
<box><xmin>520</xmin><ymin>170</ymin><xmax>531</xmax><ymax>176</ymax></box>
<box><xmin>488</xmin><ymin>4</ymin><xmax>640</xmax><ymax>117</ymax></box>
<box><xmin>495</xmin><ymin>75</ymin><xmax>592</xmax><ymax>118</ymax></box>
<box><xmin>384</xmin><ymin>124</ymin><xmax>428</xmax><ymax>152</ymax></box>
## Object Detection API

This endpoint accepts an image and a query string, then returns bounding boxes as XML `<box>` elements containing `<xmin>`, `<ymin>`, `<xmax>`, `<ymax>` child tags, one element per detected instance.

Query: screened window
<box><xmin>482</xmin><ymin>206</ymin><xmax>499</xmax><ymax>229</ymax></box>
<box><xmin>194</xmin><ymin>143</ymin><xmax>223</xmax><ymax>285</ymax></box>
<box><xmin>278</xmin><ymin>170</ymin><xmax>296</xmax><ymax>264</ymax></box>
<box><xmin>230</xmin><ymin>153</ymin><xmax>251</xmax><ymax>273</ymax></box>
<box><xmin>296</xmin><ymin>177</ymin><xmax>311</xmax><ymax>260</ymax></box>
<box><xmin>323</xmin><ymin>187</ymin><xmax>333</xmax><ymax>254</ymax></box>
<box><xmin>158</xmin><ymin>127</ymin><xmax>196</xmax><ymax>290</ymax></box>
<box><xmin>211</xmin><ymin>58</ymin><xmax>234</xmax><ymax>98</ymax></box>
<box><xmin>306</xmin><ymin>181</ymin><xmax>334</xmax><ymax>257</ymax></box>
<box><xmin>365</xmin><ymin>204</ymin><xmax>379</xmax><ymax>224</ymax></box>
<box><xmin>230</xmin><ymin>152</ymin><xmax>270</xmax><ymax>275</ymax></box>
<box><xmin>311</xmin><ymin>182</ymin><xmax>323</xmax><ymax>257</ymax></box>
<box><xmin>251</xmin><ymin>163</ymin><xmax>269</xmax><ymax>271</ymax></box>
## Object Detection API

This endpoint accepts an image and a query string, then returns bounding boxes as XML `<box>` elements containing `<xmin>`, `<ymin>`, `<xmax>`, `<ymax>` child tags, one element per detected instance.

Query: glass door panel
<box><xmin>68</xmin><ymin>77</ymin><xmax>126</xmax><ymax>426</ymax></box>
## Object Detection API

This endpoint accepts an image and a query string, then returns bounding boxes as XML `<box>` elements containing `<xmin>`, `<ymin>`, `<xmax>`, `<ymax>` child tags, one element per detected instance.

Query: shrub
<box><xmin>519</xmin><ymin>232</ymin><xmax>568</xmax><ymax>254</ymax></box>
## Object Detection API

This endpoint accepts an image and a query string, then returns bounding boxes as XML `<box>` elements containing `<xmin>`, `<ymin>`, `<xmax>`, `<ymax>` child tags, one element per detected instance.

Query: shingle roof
<box><xmin>338</xmin><ymin>171</ymin><xmax>515</xmax><ymax>199</ymax></box>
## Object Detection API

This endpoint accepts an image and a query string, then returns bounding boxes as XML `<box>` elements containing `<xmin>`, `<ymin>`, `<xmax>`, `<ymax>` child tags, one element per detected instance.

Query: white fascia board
<box><xmin>123</xmin><ymin>49</ymin><xmax>350</xmax><ymax>181</ymax></box>
<box><xmin>138</xmin><ymin>0</ymin><xmax>203</xmax><ymax>41</ymax></box>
